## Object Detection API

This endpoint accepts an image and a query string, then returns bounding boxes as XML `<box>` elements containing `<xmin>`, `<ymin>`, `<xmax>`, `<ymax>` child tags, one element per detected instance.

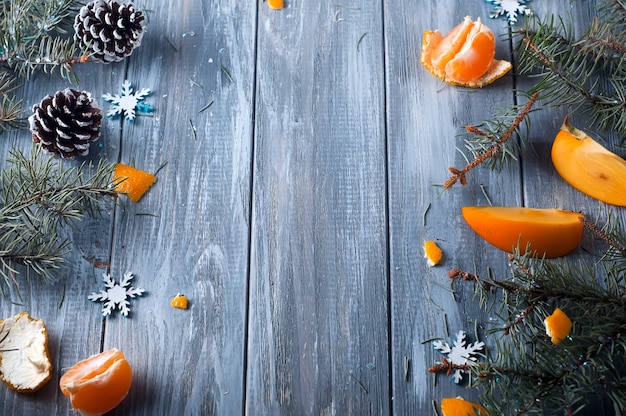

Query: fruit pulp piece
<box><xmin>461</xmin><ymin>206</ymin><xmax>584</xmax><ymax>258</ymax></box>
<box><xmin>441</xmin><ymin>397</ymin><xmax>488</xmax><ymax>416</ymax></box>
<box><xmin>444</xmin><ymin>22</ymin><xmax>495</xmax><ymax>84</ymax></box>
<box><xmin>544</xmin><ymin>308</ymin><xmax>573</xmax><ymax>345</ymax></box>
<box><xmin>113</xmin><ymin>163</ymin><xmax>156</xmax><ymax>202</ymax></box>
<box><xmin>551</xmin><ymin>116</ymin><xmax>626</xmax><ymax>206</ymax></box>
<box><xmin>60</xmin><ymin>349</ymin><xmax>132</xmax><ymax>416</ymax></box>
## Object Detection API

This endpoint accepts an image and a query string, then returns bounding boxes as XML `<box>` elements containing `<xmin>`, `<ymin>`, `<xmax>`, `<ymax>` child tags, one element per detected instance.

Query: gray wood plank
<box><xmin>100</xmin><ymin>0</ymin><xmax>257</xmax><ymax>415</ymax></box>
<box><xmin>385</xmin><ymin>1</ymin><xmax>520</xmax><ymax>413</ymax></box>
<box><xmin>246</xmin><ymin>2</ymin><xmax>389</xmax><ymax>414</ymax></box>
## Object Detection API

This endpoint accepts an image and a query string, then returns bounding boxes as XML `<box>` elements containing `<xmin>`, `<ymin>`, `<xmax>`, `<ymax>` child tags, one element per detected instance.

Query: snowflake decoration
<box><xmin>89</xmin><ymin>272</ymin><xmax>146</xmax><ymax>317</ymax></box>
<box><xmin>486</xmin><ymin>0</ymin><xmax>532</xmax><ymax>24</ymax></box>
<box><xmin>102</xmin><ymin>80</ymin><xmax>153</xmax><ymax>121</ymax></box>
<box><xmin>433</xmin><ymin>330</ymin><xmax>484</xmax><ymax>383</ymax></box>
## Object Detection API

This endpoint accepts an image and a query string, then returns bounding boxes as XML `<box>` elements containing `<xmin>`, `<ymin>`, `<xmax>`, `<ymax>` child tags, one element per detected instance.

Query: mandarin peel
<box><xmin>113</xmin><ymin>163</ymin><xmax>156</xmax><ymax>202</ymax></box>
<box><xmin>462</xmin><ymin>206</ymin><xmax>584</xmax><ymax>258</ymax></box>
<box><xmin>440</xmin><ymin>397</ymin><xmax>489</xmax><ymax>416</ymax></box>
<box><xmin>423</xmin><ymin>240</ymin><xmax>443</xmax><ymax>267</ymax></box>
<box><xmin>551</xmin><ymin>115</ymin><xmax>626</xmax><ymax>206</ymax></box>
<box><xmin>544</xmin><ymin>308</ymin><xmax>573</xmax><ymax>345</ymax></box>
<box><xmin>170</xmin><ymin>293</ymin><xmax>189</xmax><ymax>309</ymax></box>
<box><xmin>267</xmin><ymin>0</ymin><xmax>284</xmax><ymax>9</ymax></box>
<box><xmin>59</xmin><ymin>348</ymin><xmax>132</xmax><ymax>416</ymax></box>
<box><xmin>421</xmin><ymin>16</ymin><xmax>511</xmax><ymax>88</ymax></box>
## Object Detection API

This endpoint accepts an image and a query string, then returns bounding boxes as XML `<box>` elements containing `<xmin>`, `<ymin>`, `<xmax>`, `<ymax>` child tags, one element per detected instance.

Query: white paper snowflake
<box><xmin>433</xmin><ymin>330</ymin><xmax>484</xmax><ymax>383</ymax></box>
<box><xmin>89</xmin><ymin>272</ymin><xmax>146</xmax><ymax>317</ymax></box>
<box><xmin>486</xmin><ymin>0</ymin><xmax>532</xmax><ymax>24</ymax></box>
<box><xmin>102</xmin><ymin>80</ymin><xmax>153</xmax><ymax>121</ymax></box>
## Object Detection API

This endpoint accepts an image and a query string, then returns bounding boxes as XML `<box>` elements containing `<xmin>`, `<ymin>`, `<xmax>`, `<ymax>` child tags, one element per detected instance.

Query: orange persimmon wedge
<box><xmin>421</xmin><ymin>16</ymin><xmax>512</xmax><ymax>87</ymax></box>
<box><xmin>441</xmin><ymin>397</ymin><xmax>489</xmax><ymax>416</ymax></box>
<box><xmin>113</xmin><ymin>163</ymin><xmax>156</xmax><ymax>202</ymax></box>
<box><xmin>544</xmin><ymin>308</ymin><xmax>573</xmax><ymax>345</ymax></box>
<box><xmin>267</xmin><ymin>0</ymin><xmax>284</xmax><ymax>9</ymax></box>
<box><xmin>462</xmin><ymin>206</ymin><xmax>584</xmax><ymax>258</ymax></box>
<box><xmin>552</xmin><ymin>116</ymin><xmax>626</xmax><ymax>206</ymax></box>
<box><xmin>59</xmin><ymin>349</ymin><xmax>132</xmax><ymax>416</ymax></box>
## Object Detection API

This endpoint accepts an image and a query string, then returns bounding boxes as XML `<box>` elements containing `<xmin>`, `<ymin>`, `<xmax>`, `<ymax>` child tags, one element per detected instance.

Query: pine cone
<box><xmin>28</xmin><ymin>89</ymin><xmax>103</xmax><ymax>159</ymax></box>
<box><xmin>74</xmin><ymin>0</ymin><xmax>146</xmax><ymax>63</ymax></box>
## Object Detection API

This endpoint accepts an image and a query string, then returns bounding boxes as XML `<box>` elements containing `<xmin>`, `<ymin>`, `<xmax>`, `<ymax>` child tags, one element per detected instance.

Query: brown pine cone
<box><xmin>74</xmin><ymin>0</ymin><xmax>146</xmax><ymax>63</ymax></box>
<box><xmin>28</xmin><ymin>89</ymin><xmax>102</xmax><ymax>159</ymax></box>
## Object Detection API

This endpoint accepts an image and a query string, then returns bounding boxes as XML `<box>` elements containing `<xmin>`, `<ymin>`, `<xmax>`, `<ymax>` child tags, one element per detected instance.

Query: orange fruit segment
<box><xmin>423</xmin><ymin>240</ymin><xmax>443</xmax><ymax>266</ymax></box>
<box><xmin>268</xmin><ymin>0</ymin><xmax>284</xmax><ymax>9</ymax></box>
<box><xmin>552</xmin><ymin>115</ymin><xmax>626</xmax><ymax>206</ymax></box>
<box><xmin>544</xmin><ymin>308</ymin><xmax>572</xmax><ymax>344</ymax></box>
<box><xmin>113</xmin><ymin>163</ymin><xmax>156</xmax><ymax>202</ymax></box>
<box><xmin>441</xmin><ymin>397</ymin><xmax>489</xmax><ymax>416</ymax></box>
<box><xmin>462</xmin><ymin>206</ymin><xmax>584</xmax><ymax>258</ymax></box>
<box><xmin>421</xmin><ymin>16</ymin><xmax>512</xmax><ymax>88</ymax></box>
<box><xmin>60</xmin><ymin>348</ymin><xmax>132</xmax><ymax>416</ymax></box>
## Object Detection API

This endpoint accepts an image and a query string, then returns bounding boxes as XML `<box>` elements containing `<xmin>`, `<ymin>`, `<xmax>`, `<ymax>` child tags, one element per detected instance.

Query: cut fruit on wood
<box><xmin>423</xmin><ymin>240</ymin><xmax>443</xmax><ymax>266</ymax></box>
<box><xmin>544</xmin><ymin>308</ymin><xmax>573</xmax><ymax>345</ymax></box>
<box><xmin>60</xmin><ymin>349</ymin><xmax>132</xmax><ymax>416</ymax></box>
<box><xmin>552</xmin><ymin>115</ymin><xmax>626</xmax><ymax>206</ymax></box>
<box><xmin>0</xmin><ymin>312</ymin><xmax>53</xmax><ymax>393</ymax></box>
<box><xmin>441</xmin><ymin>397</ymin><xmax>488</xmax><ymax>416</ymax></box>
<box><xmin>462</xmin><ymin>206</ymin><xmax>584</xmax><ymax>258</ymax></box>
<box><xmin>113</xmin><ymin>163</ymin><xmax>156</xmax><ymax>202</ymax></box>
<box><xmin>267</xmin><ymin>0</ymin><xmax>284</xmax><ymax>9</ymax></box>
<box><xmin>421</xmin><ymin>16</ymin><xmax>511</xmax><ymax>88</ymax></box>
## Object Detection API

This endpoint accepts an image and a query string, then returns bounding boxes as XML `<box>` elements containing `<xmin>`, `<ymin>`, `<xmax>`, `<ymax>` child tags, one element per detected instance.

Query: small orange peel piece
<box><xmin>0</xmin><ymin>312</ymin><xmax>53</xmax><ymax>393</ymax></box>
<box><xmin>423</xmin><ymin>240</ymin><xmax>443</xmax><ymax>267</ymax></box>
<box><xmin>60</xmin><ymin>348</ymin><xmax>132</xmax><ymax>416</ymax></box>
<box><xmin>552</xmin><ymin>115</ymin><xmax>626</xmax><ymax>206</ymax></box>
<box><xmin>462</xmin><ymin>206</ymin><xmax>584</xmax><ymax>258</ymax></box>
<box><xmin>441</xmin><ymin>397</ymin><xmax>489</xmax><ymax>416</ymax></box>
<box><xmin>113</xmin><ymin>163</ymin><xmax>156</xmax><ymax>202</ymax></box>
<box><xmin>171</xmin><ymin>293</ymin><xmax>189</xmax><ymax>309</ymax></box>
<box><xmin>544</xmin><ymin>308</ymin><xmax>573</xmax><ymax>345</ymax></box>
<box><xmin>421</xmin><ymin>16</ymin><xmax>512</xmax><ymax>88</ymax></box>
<box><xmin>267</xmin><ymin>0</ymin><xmax>284</xmax><ymax>9</ymax></box>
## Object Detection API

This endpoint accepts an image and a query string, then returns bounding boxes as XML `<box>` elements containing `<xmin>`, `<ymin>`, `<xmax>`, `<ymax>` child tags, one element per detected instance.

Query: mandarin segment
<box><xmin>462</xmin><ymin>206</ymin><xmax>584</xmax><ymax>258</ymax></box>
<box><xmin>544</xmin><ymin>308</ymin><xmax>573</xmax><ymax>344</ymax></box>
<box><xmin>423</xmin><ymin>240</ymin><xmax>443</xmax><ymax>267</ymax></box>
<box><xmin>420</xmin><ymin>16</ymin><xmax>511</xmax><ymax>87</ymax></box>
<box><xmin>60</xmin><ymin>348</ymin><xmax>132</xmax><ymax>416</ymax></box>
<box><xmin>552</xmin><ymin>116</ymin><xmax>626</xmax><ymax>206</ymax></box>
<box><xmin>441</xmin><ymin>397</ymin><xmax>489</xmax><ymax>416</ymax></box>
<box><xmin>113</xmin><ymin>163</ymin><xmax>156</xmax><ymax>202</ymax></box>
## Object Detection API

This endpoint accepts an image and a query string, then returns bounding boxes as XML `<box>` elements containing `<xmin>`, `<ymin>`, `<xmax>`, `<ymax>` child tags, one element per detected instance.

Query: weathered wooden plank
<box><xmin>101</xmin><ymin>0</ymin><xmax>257</xmax><ymax>414</ymax></box>
<box><xmin>384</xmin><ymin>1</ymin><xmax>520</xmax><ymax>413</ymax></box>
<box><xmin>246</xmin><ymin>2</ymin><xmax>389</xmax><ymax>414</ymax></box>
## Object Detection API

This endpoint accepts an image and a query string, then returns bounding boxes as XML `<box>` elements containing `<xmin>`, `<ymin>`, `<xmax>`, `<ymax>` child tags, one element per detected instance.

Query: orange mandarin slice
<box><xmin>113</xmin><ymin>163</ymin><xmax>156</xmax><ymax>202</ymax></box>
<box><xmin>423</xmin><ymin>240</ymin><xmax>443</xmax><ymax>266</ymax></box>
<box><xmin>60</xmin><ymin>349</ymin><xmax>132</xmax><ymax>416</ymax></box>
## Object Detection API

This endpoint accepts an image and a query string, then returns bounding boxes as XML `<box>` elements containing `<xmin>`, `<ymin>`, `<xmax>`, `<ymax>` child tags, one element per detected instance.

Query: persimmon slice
<box><xmin>113</xmin><ymin>163</ymin><xmax>156</xmax><ymax>202</ymax></box>
<box><xmin>441</xmin><ymin>397</ymin><xmax>488</xmax><ymax>416</ymax></box>
<box><xmin>421</xmin><ymin>16</ymin><xmax>511</xmax><ymax>87</ymax></box>
<box><xmin>552</xmin><ymin>116</ymin><xmax>626</xmax><ymax>206</ymax></box>
<box><xmin>462</xmin><ymin>206</ymin><xmax>584</xmax><ymax>258</ymax></box>
<box><xmin>60</xmin><ymin>349</ymin><xmax>132</xmax><ymax>416</ymax></box>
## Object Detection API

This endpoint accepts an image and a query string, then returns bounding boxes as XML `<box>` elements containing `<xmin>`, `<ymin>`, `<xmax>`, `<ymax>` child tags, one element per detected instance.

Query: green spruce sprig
<box><xmin>444</xmin><ymin>219</ymin><xmax>626</xmax><ymax>415</ymax></box>
<box><xmin>0</xmin><ymin>145</ymin><xmax>117</xmax><ymax>298</ymax></box>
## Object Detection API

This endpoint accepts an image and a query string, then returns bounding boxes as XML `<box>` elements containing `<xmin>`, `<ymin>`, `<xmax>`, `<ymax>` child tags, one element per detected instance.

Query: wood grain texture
<box><xmin>0</xmin><ymin>0</ymin><xmax>617</xmax><ymax>415</ymax></box>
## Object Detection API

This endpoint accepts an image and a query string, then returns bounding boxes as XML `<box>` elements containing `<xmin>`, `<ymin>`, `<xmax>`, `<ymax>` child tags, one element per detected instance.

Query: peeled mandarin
<box><xmin>60</xmin><ymin>349</ymin><xmax>132</xmax><ymax>416</ymax></box>
<box><xmin>423</xmin><ymin>240</ymin><xmax>443</xmax><ymax>267</ymax></box>
<box><xmin>462</xmin><ymin>206</ymin><xmax>584</xmax><ymax>258</ymax></box>
<box><xmin>441</xmin><ymin>397</ymin><xmax>489</xmax><ymax>416</ymax></box>
<box><xmin>544</xmin><ymin>308</ymin><xmax>573</xmax><ymax>344</ymax></box>
<box><xmin>421</xmin><ymin>16</ymin><xmax>511</xmax><ymax>88</ymax></box>
<box><xmin>552</xmin><ymin>115</ymin><xmax>626</xmax><ymax>206</ymax></box>
<box><xmin>113</xmin><ymin>163</ymin><xmax>156</xmax><ymax>202</ymax></box>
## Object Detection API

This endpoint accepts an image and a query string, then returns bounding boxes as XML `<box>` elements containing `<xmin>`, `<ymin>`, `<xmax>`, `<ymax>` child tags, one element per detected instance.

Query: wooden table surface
<box><xmin>0</xmin><ymin>0</ymin><xmax>616</xmax><ymax>415</ymax></box>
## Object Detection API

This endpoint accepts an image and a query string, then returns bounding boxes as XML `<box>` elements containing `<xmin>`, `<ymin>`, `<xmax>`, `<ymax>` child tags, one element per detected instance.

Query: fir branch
<box><xmin>443</xmin><ymin>92</ymin><xmax>538</xmax><ymax>189</ymax></box>
<box><xmin>0</xmin><ymin>146</ymin><xmax>117</xmax><ymax>298</ymax></box>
